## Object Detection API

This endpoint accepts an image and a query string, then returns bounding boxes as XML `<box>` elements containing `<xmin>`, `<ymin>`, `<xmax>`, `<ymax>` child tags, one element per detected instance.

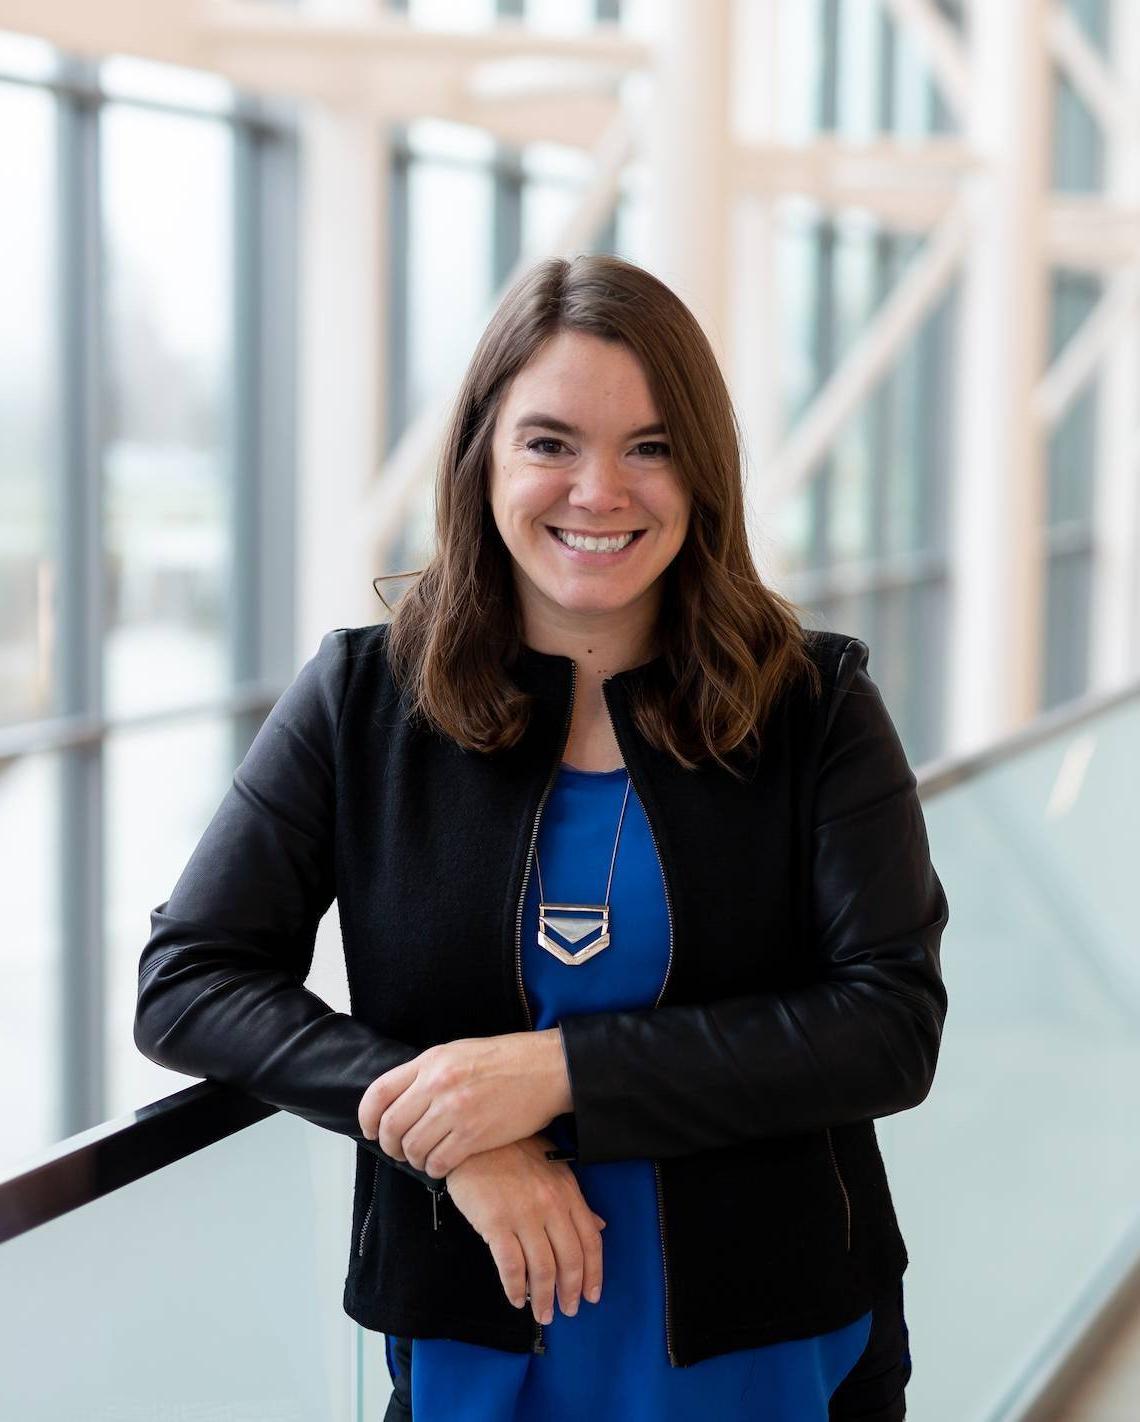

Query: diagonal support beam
<box><xmin>1034</xmin><ymin>266</ymin><xmax>1140</xmax><ymax>429</ymax></box>
<box><xmin>876</xmin><ymin>0</ymin><xmax>972</xmax><ymax>124</ymax></box>
<box><xmin>1046</xmin><ymin>1</ymin><xmax>1136</xmax><ymax>140</ymax></box>
<box><xmin>751</xmin><ymin>200</ymin><xmax>969</xmax><ymax>522</ymax></box>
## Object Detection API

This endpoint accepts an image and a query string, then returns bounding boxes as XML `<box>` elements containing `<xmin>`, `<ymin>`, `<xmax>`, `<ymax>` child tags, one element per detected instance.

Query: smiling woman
<box><xmin>136</xmin><ymin>252</ymin><xmax>942</xmax><ymax>1422</ymax></box>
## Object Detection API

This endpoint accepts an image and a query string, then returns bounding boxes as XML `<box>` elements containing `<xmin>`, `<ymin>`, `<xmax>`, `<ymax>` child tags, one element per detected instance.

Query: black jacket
<box><xmin>134</xmin><ymin>621</ymin><xmax>949</xmax><ymax>1369</ymax></box>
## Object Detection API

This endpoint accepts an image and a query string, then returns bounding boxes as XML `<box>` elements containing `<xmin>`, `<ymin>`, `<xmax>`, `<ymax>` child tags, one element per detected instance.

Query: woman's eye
<box><xmin>525</xmin><ymin>438</ymin><xmax>670</xmax><ymax>458</ymax></box>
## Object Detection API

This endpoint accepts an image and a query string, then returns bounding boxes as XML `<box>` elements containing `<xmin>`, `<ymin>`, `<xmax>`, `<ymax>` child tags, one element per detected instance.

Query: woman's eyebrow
<box><xmin>513</xmin><ymin>413</ymin><xmax>667</xmax><ymax>440</ymax></box>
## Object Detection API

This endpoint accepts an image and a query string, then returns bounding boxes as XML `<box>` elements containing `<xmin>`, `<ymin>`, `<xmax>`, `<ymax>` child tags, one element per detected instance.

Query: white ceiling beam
<box><xmin>1048</xmin><ymin>195</ymin><xmax>1140</xmax><ymax>269</ymax></box>
<box><xmin>202</xmin><ymin>3</ymin><xmax>650</xmax><ymax>67</ymax></box>
<box><xmin>0</xmin><ymin>0</ymin><xmax>206</xmax><ymax>70</ymax></box>
<box><xmin>734</xmin><ymin>136</ymin><xmax>983</xmax><ymax>190</ymax></box>
<box><xmin>0</xmin><ymin>0</ymin><xmax>646</xmax><ymax>145</ymax></box>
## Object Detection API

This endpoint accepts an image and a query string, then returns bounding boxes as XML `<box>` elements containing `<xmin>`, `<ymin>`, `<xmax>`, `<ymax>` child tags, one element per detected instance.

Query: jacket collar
<box><xmin>508</xmin><ymin>642</ymin><xmax>666</xmax><ymax>705</ymax></box>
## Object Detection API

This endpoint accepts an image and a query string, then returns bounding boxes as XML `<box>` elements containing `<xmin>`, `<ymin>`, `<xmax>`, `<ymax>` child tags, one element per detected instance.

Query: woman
<box><xmin>135</xmin><ymin>253</ymin><xmax>949</xmax><ymax>1421</ymax></box>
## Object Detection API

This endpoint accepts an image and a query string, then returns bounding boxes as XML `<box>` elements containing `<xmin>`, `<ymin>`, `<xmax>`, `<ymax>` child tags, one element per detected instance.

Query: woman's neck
<box><xmin>520</xmin><ymin>620</ymin><xmax>660</xmax><ymax>681</ymax></box>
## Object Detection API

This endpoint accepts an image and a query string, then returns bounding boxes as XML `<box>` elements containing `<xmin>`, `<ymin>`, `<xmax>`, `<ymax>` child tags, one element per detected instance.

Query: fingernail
<box><xmin>585</xmin><ymin>1285</ymin><xmax>601</xmax><ymax>1303</ymax></box>
<box><xmin>541</xmin><ymin>1307</ymin><xmax>553</xmax><ymax>1325</ymax></box>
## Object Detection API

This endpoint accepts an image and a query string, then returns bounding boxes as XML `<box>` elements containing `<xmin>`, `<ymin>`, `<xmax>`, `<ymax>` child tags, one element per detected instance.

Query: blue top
<box><xmin>393</xmin><ymin>764</ymin><xmax>875</xmax><ymax>1419</ymax></box>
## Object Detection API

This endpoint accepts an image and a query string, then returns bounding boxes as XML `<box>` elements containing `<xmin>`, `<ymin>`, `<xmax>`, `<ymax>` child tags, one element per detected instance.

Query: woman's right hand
<box><xmin>443</xmin><ymin>1134</ymin><xmax>606</xmax><ymax>1327</ymax></box>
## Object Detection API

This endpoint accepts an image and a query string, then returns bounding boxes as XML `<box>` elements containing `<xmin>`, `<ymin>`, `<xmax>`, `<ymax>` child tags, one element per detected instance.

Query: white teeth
<box><xmin>554</xmin><ymin>529</ymin><xmax>636</xmax><ymax>553</ymax></box>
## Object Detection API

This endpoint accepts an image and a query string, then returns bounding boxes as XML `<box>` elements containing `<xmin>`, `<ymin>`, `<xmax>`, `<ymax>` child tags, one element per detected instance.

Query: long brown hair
<box><xmin>377</xmin><ymin>253</ymin><xmax>821</xmax><ymax>779</ymax></box>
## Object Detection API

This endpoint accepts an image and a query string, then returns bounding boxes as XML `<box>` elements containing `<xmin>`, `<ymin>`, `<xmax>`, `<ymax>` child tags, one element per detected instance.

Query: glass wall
<box><xmin>774</xmin><ymin>0</ymin><xmax>1108</xmax><ymax>757</ymax></box>
<box><xmin>771</xmin><ymin>0</ymin><xmax>960</xmax><ymax>768</ymax></box>
<box><xmin>0</xmin><ymin>42</ymin><xmax>298</xmax><ymax>1175</ymax></box>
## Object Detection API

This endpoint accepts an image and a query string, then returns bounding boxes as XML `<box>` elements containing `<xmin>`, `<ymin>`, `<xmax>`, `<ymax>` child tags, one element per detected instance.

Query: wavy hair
<box><xmin>377</xmin><ymin>253</ymin><xmax>822</xmax><ymax>779</ymax></box>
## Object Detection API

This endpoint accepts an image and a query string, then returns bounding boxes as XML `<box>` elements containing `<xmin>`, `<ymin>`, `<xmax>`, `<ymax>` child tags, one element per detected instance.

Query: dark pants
<box><xmin>382</xmin><ymin>1332</ymin><xmax>413</xmax><ymax>1422</ymax></box>
<box><xmin>381</xmin><ymin>1280</ymin><xmax>909</xmax><ymax>1420</ymax></box>
<box><xmin>829</xmin><ymin>1278</ymin><xmax>911</xmax><ymax>1421</ymax></box>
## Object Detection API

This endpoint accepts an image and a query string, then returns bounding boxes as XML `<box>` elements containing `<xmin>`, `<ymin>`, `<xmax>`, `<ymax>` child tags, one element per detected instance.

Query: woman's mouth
<box><xmin>546</xmin><ymin>526</ymin><xmax>647</xmax><ymax>562</ymax></box>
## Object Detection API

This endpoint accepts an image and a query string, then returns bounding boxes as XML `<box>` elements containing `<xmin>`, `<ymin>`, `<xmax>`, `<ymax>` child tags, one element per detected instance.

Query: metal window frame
<box><xmin>0</xmin><ymin>48</ymin><xmax>300</xmax><ymax>1140</ymax></box>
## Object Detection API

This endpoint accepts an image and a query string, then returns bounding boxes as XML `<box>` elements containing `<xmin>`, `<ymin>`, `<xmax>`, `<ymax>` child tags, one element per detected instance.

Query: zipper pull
<box><xmin>429</xmin><ymin>1180</ymin><xmax>446</xmax><ymax>1231</ymax></box>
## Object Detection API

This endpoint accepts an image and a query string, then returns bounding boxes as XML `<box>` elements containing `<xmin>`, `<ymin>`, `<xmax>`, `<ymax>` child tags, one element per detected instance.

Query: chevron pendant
<box><xmin>537</xmin><ymin>901</ymin><xmax>611</xmax><ymax>965</ymax></box>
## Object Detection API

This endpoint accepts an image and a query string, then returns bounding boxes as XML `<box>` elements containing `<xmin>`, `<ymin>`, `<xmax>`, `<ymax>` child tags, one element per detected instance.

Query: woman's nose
<box><xmin>568</xmin><ymin>458</ymin><xmax>631</xmax><ymax>510</ymax></box>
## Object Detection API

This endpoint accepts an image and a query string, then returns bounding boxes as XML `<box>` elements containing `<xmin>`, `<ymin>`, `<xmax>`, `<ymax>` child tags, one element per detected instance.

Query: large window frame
<box><xmin>0</xmin><ymin>44</ymin><xmax>299</xmax><ymax>1142</ymax></box>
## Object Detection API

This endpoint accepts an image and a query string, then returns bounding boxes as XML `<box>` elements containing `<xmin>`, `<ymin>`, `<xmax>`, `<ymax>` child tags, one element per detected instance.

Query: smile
<box><xmin>547</xmin><ymin>526</ymin><xmax>646</xmax><ymax>559</ymax></box>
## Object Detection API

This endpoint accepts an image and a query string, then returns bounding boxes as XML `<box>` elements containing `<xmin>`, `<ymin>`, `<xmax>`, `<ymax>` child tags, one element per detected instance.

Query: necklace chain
<box><xmin>534</xmin><ymin>770</ymin><xmax>632</xmax><ymax>909</ymax></box>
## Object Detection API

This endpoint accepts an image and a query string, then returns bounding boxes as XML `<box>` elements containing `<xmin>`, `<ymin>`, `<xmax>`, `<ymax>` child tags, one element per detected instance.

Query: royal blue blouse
<box><xmin>391</xmin><ymin>763</ymin><xmax>879</xmax><ymax>1419</ymax></box>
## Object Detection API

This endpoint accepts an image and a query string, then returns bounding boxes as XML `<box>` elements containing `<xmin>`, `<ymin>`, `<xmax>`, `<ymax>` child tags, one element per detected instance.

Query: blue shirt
<box><xmin>395</xmin><ymin>763</ymin><xmax>875</xmax><ymax>1419</ymax></box>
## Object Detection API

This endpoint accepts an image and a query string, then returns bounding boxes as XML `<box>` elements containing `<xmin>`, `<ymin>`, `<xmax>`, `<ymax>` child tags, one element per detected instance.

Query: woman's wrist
<box><xmin>535</xmin><ymin>1026</ymin><xmax>574</xmax><ymax>1119</ymax></box>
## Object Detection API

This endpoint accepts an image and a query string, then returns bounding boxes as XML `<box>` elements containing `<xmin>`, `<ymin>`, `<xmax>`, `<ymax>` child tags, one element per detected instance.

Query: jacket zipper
<box><xmin>358</xmin><ymin>1158</ymin><xmax>380</xmax><ymax>1257</ymax></box>
<box><xmin>602</xmin><ymin>676</ymin><xmax>679</xmax><ymax>1368</ymax></box>
<box><xmin>825</xmin><ymin>1127</ymin><xmax>852</xmax><ymax>1251</ymax></box>
<box><xmin>510</xmin><ymin>663</ymin><xmax>680</xmax><ymax>1361</ymax></box>
<box><xmin>512</xmin><ymin>659</ymin><xmax>579</xmax><ymax>1355</ymax></box>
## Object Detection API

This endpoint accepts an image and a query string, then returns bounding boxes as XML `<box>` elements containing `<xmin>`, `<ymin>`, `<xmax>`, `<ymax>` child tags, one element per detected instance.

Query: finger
<box><xmin>358</xmin><ymin>1064</ymin><xmax>414</xmax><ymax>1139</ymax></box>
<box><xmin>421</xmin><ymin>1127</ymin><xmax>463</xmax><ymax>1180</ymax></box>
<box><xmin>484</xmin><ymin>1229</ymin><xmax>529</xmax><ymax>1310</ymax></box>
<box><xmin>543</xmin><ymin>1206</ymin><xmax>586</xmax><ymax>1319</ymax></box>
<box><xmin>376</xmin><ymin>1091</ymin><xmax>427</xmax><ymax>1162</ymax></box>
<box><xmin>577</xmin><ymin>1206</ymin><xmax>605</xmax><ymax>1304</ymax></box>
<box><xmin>519</xmin><ymin>1227</ymin><xmax>558</xmax><ymax>1327</ymax></box>
<box><xmin>398</xmin><ymin>1105</ymin><xmax>452</xmax><ymax>1173</ymax></box>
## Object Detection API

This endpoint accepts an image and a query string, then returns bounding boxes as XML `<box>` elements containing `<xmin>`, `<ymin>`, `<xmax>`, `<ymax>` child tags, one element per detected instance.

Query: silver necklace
<box><xmin>534</xmin><ymin>771</ymin><xmax>632</xmax><ymax>966</ymax></box>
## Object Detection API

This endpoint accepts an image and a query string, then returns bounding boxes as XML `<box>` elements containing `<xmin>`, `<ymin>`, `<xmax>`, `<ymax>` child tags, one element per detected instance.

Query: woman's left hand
<box><xmin>357</xmin><ymin>1029</ymin><xmax>572</xmax><ymax>1180</ymax></box>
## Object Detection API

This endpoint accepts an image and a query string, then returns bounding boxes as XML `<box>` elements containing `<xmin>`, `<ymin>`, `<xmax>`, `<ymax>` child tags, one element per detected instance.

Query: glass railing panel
<box><xmin>880</xmin><ymin>693</ymin><xmax>1140</xmax><ymax>1420</ymax></box>
<box><xmin>0</xmin><ymin>1108</ymin><xmax>396</xmax><ymax>1420</ymax></box>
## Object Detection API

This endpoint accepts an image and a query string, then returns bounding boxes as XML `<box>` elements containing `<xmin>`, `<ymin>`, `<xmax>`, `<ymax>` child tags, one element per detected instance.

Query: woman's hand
<box><xmin>445</xmin><ymin>1134</ymin><xmax>607</xmax><ymax>1326</ymax></box>
<box><xmin>357</xmin><ymin>1030</ymin><xmax>572</xmax><ymax>1180</ymax></box>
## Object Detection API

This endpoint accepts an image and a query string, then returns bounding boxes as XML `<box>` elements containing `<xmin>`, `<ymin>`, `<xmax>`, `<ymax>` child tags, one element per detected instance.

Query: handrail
<box><xmin>915</xmin><ymin>671</ymin><xmax>1140</xmax><ymax>798</ymax></box>
<box><xmin>0</xmin><ymin>1081</ymin><xmax>272</xmax><ymax>1246</ymax></box>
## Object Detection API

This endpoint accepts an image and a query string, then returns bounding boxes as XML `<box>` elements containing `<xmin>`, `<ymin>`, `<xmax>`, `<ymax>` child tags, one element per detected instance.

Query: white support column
<box><xmin>732</xmin><ymin>0</ymin><xmax>784</xmax><ymax>579</ymax></box>
<box><xmin>947</xmin><ymin>0</ymin><xmax>1052</xmax><ymax>752</ymax></box>
<box><xmin>296</xmin><ymin>0</ymin><xmax>390</xmax><ymax>652</ymax></box>
<box><xmin>293</xmin><ymin>19</ymin><xmax>387</xmax><ymax>1416</ymax></box>
<box><xmin>625</xmin><ymin>0</ymin><xmax>733</xmax><ymax>370</ymax></box>
<box><xmin>1092</xmin><ymin>0</ymin><xmax>1140</xmax><ymax>685</ymax></box>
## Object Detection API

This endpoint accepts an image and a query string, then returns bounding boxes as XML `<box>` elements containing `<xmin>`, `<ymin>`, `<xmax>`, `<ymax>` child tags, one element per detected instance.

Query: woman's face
<box><xmin>487</xmin><ymin>329</ymin><xmax>691</xmax><ymax>638</ymax></box>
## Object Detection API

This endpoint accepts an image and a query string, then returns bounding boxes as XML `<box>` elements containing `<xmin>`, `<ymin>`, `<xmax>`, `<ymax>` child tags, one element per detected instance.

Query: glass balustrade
<box><xmin>884</xmin><ymin>689</ymin><xmax>1140</xmax><ymax>1419</ymax></box>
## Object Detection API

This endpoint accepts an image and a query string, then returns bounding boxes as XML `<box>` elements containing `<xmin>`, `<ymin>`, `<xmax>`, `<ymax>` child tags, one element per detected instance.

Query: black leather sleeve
<box><xmin>556</xmin><ymin>637</ymin><xmax>950</xmax><ymax>1165</ymax></box>
<box><xmin>132</xmin><ymin>628</ymin><xmax>445</xmax><ymax>1195</ymax></box>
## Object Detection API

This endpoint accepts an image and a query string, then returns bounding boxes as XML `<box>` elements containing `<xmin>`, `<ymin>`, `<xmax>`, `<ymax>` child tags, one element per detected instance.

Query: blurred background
<box><xmin>1</xmin><ymin>2</ymin><xmax>1138</xmax><ymax>1419</ymax></box>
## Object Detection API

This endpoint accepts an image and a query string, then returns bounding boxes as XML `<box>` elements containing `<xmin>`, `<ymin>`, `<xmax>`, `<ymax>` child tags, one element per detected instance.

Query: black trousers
<box><xmin>381</xmin><ymin>1279</ymin><xmax>909</xmax><ymax>1420</ymax></box>
<box><xmin>382</xmin><ymin>1331</ymin><xmax>414</xmax><ymax>1421</ymax></box>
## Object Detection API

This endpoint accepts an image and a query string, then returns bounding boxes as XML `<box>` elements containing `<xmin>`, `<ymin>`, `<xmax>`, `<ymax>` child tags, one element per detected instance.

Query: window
<box><xmin>0</xmin><ymin>41</ymin><xmax>298</xmax><ymax>1173</ymax></box>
